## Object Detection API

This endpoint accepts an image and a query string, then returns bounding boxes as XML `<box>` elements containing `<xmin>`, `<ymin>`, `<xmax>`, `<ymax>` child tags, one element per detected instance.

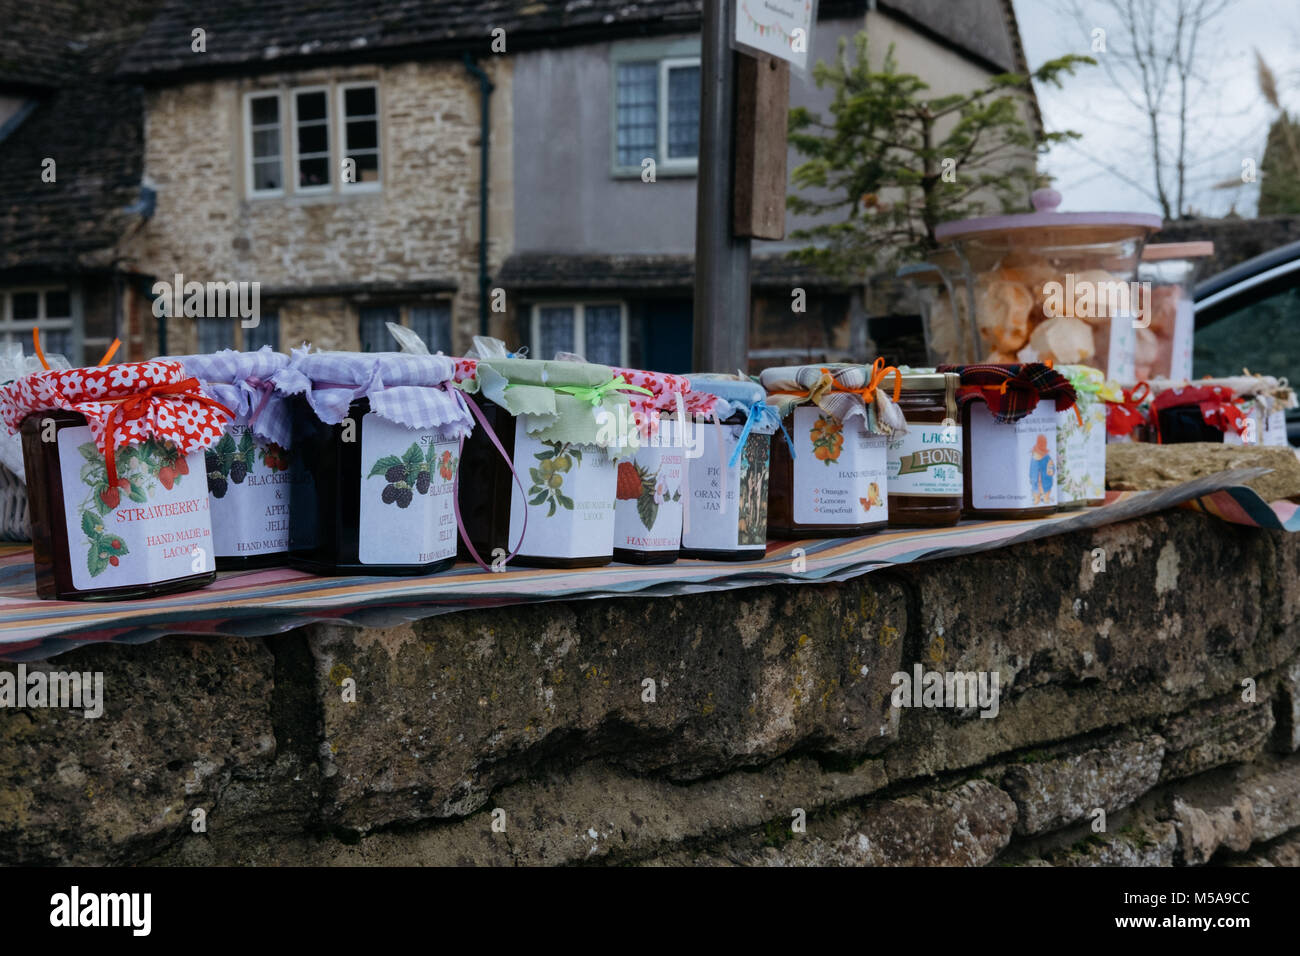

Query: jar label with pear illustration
<box><xmin>969</xmin><ymin>401</ymin><xmax>1058</xmax><ymax>510</ymax></box>
<box><xmin>358</xmin><ymin>412</ymin><xmax>460</xmax><ymax>565</ymax></box>
<box><xmin>615</xmin><ymin>419</ymin><xmax>685</xmax><ymax>552</ymax></box>
<box><xmin>791</xmin><ymin>407</ymin><xmax>888</xmax><ymax>525</ymax></box>
<box><xmin>508</xmin><ymin>423</ymin><xmax>616</xmax><ymax>559</ymax></box>
<box><xmin>206</xmin><ymin>423</ymin><xmax>293</xmax><ymax>558</ymax></box>
<box><xmin>57</xmin><ymin>425</ymin><xmax>213</xmax><ymax>591</ymax></box>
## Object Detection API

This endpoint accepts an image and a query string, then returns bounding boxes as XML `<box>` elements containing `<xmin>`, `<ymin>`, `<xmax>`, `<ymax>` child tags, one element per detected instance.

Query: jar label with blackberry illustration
<box><xmin>1055</xmin><ymin>402</ymin><xmax>1106</xmax><ymax>504</ymax></box>
<box><xmin>205</xmin><ymin>423</ymin><xmax>293</xmax><ymax>557</ymax></box>
<box><xmin>359</xmin><ymin>412</ymin><xmax>460</xmax><ymax>565</ymax></box>
<box><xmin>57</xmin><ymin>426</ymin><xmax>213</xmax><ymax>591</ymax></box>
<box><xmin>614</xmin><ymin>419</ymin><xmax>685</xmax><ymax>552</ymax></box>
<box><xmin>887</xmin><ymin>423</ymin><xmax>962</xmax><ymax>498</ymax></box>
<box><xmin>969</xmin><ymin>401</ymin><xmax>1058</xmax><ymax>510</ymax></box>
<box><xmin>508</xmin><ymin>422</ymin><xmax>616</xmax><ymax>559</ymax></box>
<box><xmin>791</xmin><ymin>407</ymin><xmax>888</xmax><ymax>524</ymax></box>
<box><xmin>682</xmin><ymin>424</ymin><xmax>770</xmax><ymax>552</ymax></box>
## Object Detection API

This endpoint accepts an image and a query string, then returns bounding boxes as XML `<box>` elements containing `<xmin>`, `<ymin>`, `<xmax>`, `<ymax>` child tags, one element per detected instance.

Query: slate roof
<box><xmin>118</xmin><ymin>0</ymin><xmax>1022</xmax><ymax>81</ymax></box>
<box><xmin>0</xmin><ymin>0</ymin><xmax>165</xmax><ymax>274</ymax></box>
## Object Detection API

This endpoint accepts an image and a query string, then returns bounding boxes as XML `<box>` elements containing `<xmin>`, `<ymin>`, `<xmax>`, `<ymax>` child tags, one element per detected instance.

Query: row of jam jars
<box><xmin>284</xmin><ymin>350</ymin><xmax>474</xmax><ymax>575</ymax></box>
<box><xmin>679</xmin><ymin>375</ymin><xmax>780</xmax><ymax>561</ymax></box>
<box><xmin>173</xmin><ymin>347</ymin><xmax>296</xmax><ymax>570</ymax></box>
<box><xmin>455</xmin><ymin>357</ymin><xmax>637</xmax><ymax>569</ymax></box>
<box><xmin>938</xmin><ymin>363</ymin><xmax>1080</xmax><ymax>519</ymax></box>
<box><xmin>0</xmin><ymin>359</ymin><xmax>232</xmax><ymax>601</ymax></box>
<box><xmin>760</xmin><ymin>361</ymin><xmax>901</xmax><ymax>537</ymax></box>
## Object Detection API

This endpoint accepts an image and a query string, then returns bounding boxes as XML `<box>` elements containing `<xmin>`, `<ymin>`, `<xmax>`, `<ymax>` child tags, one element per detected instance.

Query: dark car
<box><xmin>1194</xmin><ymin>239</ymin><xmax>1300</xmax><ymax>445</ymax></box>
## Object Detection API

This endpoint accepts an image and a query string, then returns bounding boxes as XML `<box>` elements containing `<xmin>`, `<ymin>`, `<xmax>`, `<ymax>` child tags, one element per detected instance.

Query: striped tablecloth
<box><xmin>0</xmin><ymin>468</ymin><xmax>1286</xmax><ymax>660</ymax></box>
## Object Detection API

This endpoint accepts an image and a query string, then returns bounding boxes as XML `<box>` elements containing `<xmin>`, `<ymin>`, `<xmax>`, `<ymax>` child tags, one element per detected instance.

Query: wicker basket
<box><xmin>0</xmin><ymin>464</ymin><xmax>30</xmax><ymax>541</ymax></box>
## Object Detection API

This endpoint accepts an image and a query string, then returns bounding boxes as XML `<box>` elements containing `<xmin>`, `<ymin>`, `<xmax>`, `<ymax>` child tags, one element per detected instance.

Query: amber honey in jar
<box><xmin>887</xmin><ymin>373</ymin><xmax>963</xmax><ymax>527</ymax></box>
<box><xmin>2</xmin><ymin>361</ymin><xmax>229</xmax><ymax>601</ymax></box>
<box><xmin>457</xmin><ymin>358</ymin><xmax>627</xmax><ymax>569</ymax></box>
<box><xmin>761</xmin><ymin>363</ymin><xmax>893</xmax><ymax>538</ymax></box>
<box><xmin>286</xmin><ymin>351</ymin><xmax>473</xmax><ymax>576</ymax></box>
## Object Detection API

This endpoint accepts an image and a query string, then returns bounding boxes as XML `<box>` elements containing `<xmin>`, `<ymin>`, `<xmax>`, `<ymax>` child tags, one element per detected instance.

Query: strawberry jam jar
<box><xmin>1</xmin><ymin>360</ymin><xmax>231</xmax><ymax>600</ymax></box>
<box><xmin>176</xmin><ymin>347</ymin><xmax>296</xmax><ymax>570</ymax></box>
<box><xmin>679</xmin><ymin>374</ymin><xmax>778</xmax><ymax>561</ymax></box>
<box><xmin>283</xmin><ymin>350</ymin><xmax>473</xmax><ymax>576</ymax></box>
<box><xmin>456</xmin><ymin>358</ymin><xmax>639</xmax><ymax>569</ymax></box>
<box><xmin>608</xmin><ymin>366</ymin><xmax>719</xmax><ymax>565</ymax></box>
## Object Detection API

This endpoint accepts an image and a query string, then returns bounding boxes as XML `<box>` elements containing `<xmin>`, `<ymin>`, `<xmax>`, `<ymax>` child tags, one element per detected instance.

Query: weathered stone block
<box><xmin>310</xmin><ymin>578</ymin><xmax>909</xmax><ymax>831</ymax></box>
<box><xmin>1002</xmin><ymin>735</ymin><xmax>1165</xmax><ymax>835</ymax></box>
<box><xmin>1159</xmin><ymin>692</ymin><xmax>1273</xmax><ymax>782</ymax></box>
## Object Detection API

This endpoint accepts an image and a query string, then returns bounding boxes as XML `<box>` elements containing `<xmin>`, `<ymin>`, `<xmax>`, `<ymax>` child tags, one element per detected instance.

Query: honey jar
<box><xmin>2</xmin><ymin>360</ymin><xmax>232</xmax><ymax>600</ymax></box>
<box><xmin>887</xmin><ymin>372</ymin><xmax>963</xmax><ymax>527</ymax></box>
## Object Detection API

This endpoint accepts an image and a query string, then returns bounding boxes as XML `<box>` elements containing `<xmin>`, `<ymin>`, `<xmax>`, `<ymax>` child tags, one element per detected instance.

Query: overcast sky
<box><xmin>1012</xmin><ymin>0</ymin><xmax>1299</xmax><ymax>218</ymax></box>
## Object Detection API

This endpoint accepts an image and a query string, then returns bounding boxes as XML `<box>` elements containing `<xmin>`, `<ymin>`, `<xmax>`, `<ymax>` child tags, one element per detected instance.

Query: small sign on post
<box><xmin>732</xmin><ymin>0</ymin><xmax>817</xmax><ymax>75</ymax></box>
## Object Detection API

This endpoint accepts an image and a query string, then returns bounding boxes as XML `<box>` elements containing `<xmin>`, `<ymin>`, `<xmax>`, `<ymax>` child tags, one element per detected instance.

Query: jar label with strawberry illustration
<box><xmin>791</xmin><ymin>407</ymin><xmax>888</xmax><ymax>525</ymax></box>
<box><xmin>206</xmin><ymin>423</ymin><xmax>293</xmax><ymax>558</ymax></box>
<box><xmin>57</xmin><ymin>426</ymin><xmax>213</xmax><ymax>591</ymax></box>
<box><xmin>615</xmin><ymin>419</ymin><xmax>685</xmax><ymax>552</ymax></box>
<box><xmin>509</xmin><ymin>424</ymin><xmax>616</xmax><ymax>559</ymax></box>
<box><xmin>682</xmin><ymin>424</ymin><xmax>770</xmax><ymax>552</ymax></box>
<box><xmin>886</xmin><ymin>423</ymin><xmax>962</xmax><ymax>498</ymax></box>
<box><xmin>359</xmin><ymin>412</ymin><xmax>460</xmax><ymax>565</ymax></box>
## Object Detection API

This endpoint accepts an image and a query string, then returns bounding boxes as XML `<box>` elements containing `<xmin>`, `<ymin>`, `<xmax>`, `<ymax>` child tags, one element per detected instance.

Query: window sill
<box><xmin>610</xmin><ymin>165</ymin><xmax>698</xmax><ymax>180</ymax></box>
<box><xmin>243</xmin><ymin>189</ymin><xmax>385</xmax><ymax>204</ymax></box>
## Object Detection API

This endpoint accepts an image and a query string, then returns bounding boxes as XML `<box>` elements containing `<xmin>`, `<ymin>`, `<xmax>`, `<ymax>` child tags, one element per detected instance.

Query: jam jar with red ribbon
<box><xmin>0</xmin><ymin>360</ymin><xmax>234</xmax><ymax>600</ymax></box>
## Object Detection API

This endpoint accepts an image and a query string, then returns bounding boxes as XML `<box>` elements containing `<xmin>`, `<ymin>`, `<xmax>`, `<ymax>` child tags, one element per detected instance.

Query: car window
<box><xmin>1195</xmin><ymin>277</ymin><xmax>1300</xmax><ymax>384</ymax></box>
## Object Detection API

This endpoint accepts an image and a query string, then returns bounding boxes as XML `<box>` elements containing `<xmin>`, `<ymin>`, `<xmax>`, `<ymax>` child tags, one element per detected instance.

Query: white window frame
<box><xmin>658</xmin><ymin>56</ymin><xmax>701</xmax><ymax>172</ymax></box>
<box><xmin>290</xmin><ymin>85</ymin><xmax>333</xmax><ymax>196</ymax></box>
<box><xmin>529</xmin><ymin>301</ymin><xmax>629</xmax><ymax>366</ymax></box>
<box><xmin>243</xmin><ymin>91</ymin><xmax>285</xmax><ymax>199</ymax></box>
<box><xmin>337</xmin><ymin>81</ymin><xmax>382</xmax><ymax>193</ymax></box>
<box><xmin>0</xmin><ymin>287</ymin><xmax>78</xmax><ymax>361</ymax></box>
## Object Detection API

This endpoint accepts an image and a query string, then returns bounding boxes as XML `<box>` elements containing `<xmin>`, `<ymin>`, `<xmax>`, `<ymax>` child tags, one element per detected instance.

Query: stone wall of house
<box><xmin>3</xmin><ymin>510</ymin><xmax>1299</xmax><ymax>866</ymax></box>
<box><xmin>122</xmin><ymin>56</ymin><xmax>514</xmax><ymax>359</ymax></box>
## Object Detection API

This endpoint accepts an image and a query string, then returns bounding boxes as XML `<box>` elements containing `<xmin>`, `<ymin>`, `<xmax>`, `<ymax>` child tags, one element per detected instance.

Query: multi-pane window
<box><xmin>244</xmin><ymin>309</ymin><xmax>280</xmax><ymax>352</ymax></box>
<box><xmin>530</xmin><ymin>303</ymin><xmax>626</xmax><ymax>366</ymax></box>
<box><xmin>247</xmin><ymin>93</ymin><xmax>283</xmax><ymax>194</ymax></box>
<box><xmin>359</xmin><ymin>306</ymin><xmax>400</xmax><ymax>353</ymax></box>
<box><xmin>359</xmin><ymin>303</ymin><xmax>450</xmax><ymax>353</ymax></box>
<box><xmin>293</xmin><ymin>88</ymin><xmax>331</xmax><ymax>191</ymax></box>
<box><xmin>244</xmin><ymin>82</ymin><xmax>379</xmax><ymax>198</ymax></box>
<box><xmin>409</xmin><ymin>304</ymin><xmax>451</xmax><ymax>352</ymax></box>
<box><xmin>614</xmin><ymin>56</ymin><xmax>700</xmax><ymax>171</ymax></box>
<box><xmin>341</xmin><ymin>85</ymin><xmax>381</xmax><ymax>188</ymax></box>
<box><xmin>197</xmin><ymin>317</ymin><xmax>235</xmax><ymax>353</ymax></box>
<box><xmin>1</xmin><ymin>288</ymin><xmax>76</xmax><ymax>363</ymax></box>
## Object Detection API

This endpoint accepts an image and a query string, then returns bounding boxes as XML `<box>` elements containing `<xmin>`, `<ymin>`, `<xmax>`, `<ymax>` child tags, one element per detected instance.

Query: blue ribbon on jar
<box><xmin>727</xmin><ymin>399</ymin><xmax>795</xmax><ymax>468</ymax></box>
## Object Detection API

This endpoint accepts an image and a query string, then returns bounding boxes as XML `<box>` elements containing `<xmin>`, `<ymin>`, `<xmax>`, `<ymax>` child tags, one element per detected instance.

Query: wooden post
<box><xmin>734</xmin><ymin>53</ymin><xmax>789</xmax><ymax>240</ymax></box>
